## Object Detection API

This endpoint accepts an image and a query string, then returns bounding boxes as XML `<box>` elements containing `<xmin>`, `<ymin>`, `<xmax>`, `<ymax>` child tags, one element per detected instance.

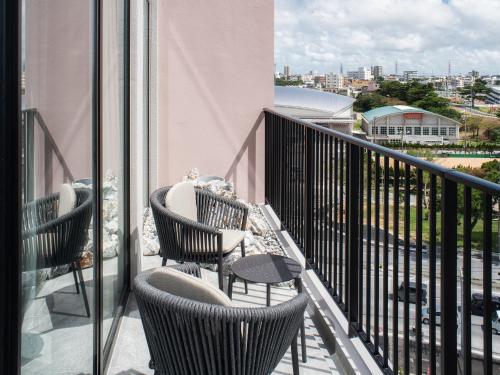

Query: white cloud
<box><xmin>275</xmin><ymin>0</ymin><xmax>500</xmax><ymax>75</ymax></box>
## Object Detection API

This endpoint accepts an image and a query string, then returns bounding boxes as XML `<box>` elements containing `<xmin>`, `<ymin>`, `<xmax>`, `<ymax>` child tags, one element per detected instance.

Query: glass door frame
<box><xmin>95</xmin><ymin>0</ymin><xmax>131</xmax><ymax>372</ymax></box>
<box><xmin>97</xmin><ymin>0</ymin><xmax>131</xmax><ymax>371</ymax></box>
<box><xmin>0</xmin><ymin>0</ymin><xmax>22</xmax><ymax>373</ymax></box>
<box><xmin>0</xmin><ymin>0</ymin><xmax>131</xmax><ymax>373</ymax></box>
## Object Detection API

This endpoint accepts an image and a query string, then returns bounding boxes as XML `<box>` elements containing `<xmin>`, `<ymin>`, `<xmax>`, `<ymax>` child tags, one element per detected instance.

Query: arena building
<box><xmin>274</xmin><ymin>86</ymin><xmax>355</xmax><ymax>134</ymax></box>
<box><xmin>362</xmin><ymin>105</ymin><xmax>460</xmax><ymax>144</ymax></box>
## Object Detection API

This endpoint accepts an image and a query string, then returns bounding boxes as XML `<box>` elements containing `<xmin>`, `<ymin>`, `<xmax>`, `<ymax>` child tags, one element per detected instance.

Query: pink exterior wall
<box><xmin>24</xmin><ymin>0</ymin><xmax>92</xmax><ymax>197</ymax></box>
<box><xmin>156</xmin><ymin>0</ymin><xmax>274</xmax><ymax>203</ymax></box>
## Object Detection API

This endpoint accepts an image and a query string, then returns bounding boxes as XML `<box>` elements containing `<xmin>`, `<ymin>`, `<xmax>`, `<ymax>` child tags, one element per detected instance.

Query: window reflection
<box><xmin>21</xmin><ymin>0</ymin><xmax>94</xmax><ymax>373</ymax></box>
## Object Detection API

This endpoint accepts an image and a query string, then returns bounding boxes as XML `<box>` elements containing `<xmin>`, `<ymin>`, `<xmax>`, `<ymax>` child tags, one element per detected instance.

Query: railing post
<box><xmin>348</xmin><ymin>143</ymin><xmax>360</xmax><ymax>333</ymax></box>
<box><xmin>279</xmin><ymin>116</ymin><xmax>285</xmax><ymax>224</ymax></box>
<box><xmin>304</xmin><ymin>127</ymin><xmax>314</xmax><ymax>263</ymax></box>
<box><xmin>440</xmin><ymin>177</ymin><xmax>457</xmax><ymax>375</ymax></box>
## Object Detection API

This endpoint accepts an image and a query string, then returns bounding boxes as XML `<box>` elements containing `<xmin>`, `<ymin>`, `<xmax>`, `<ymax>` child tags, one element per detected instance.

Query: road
<box><xmin>315</xmin><ymin>234</ymin><xmax>500</xmax><ymax>357</ymax></box>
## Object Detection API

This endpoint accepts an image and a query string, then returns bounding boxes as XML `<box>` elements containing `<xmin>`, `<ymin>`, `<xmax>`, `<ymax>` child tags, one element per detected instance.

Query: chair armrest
<box><xmin>196</xmin><ymin>189</ymin><xmax>249</xmax><ymax>230</ymax></box>
<box><xmin>168</xmin><ymin>263</ymin><xmax>202</xmax><ymax>278</ymax></box>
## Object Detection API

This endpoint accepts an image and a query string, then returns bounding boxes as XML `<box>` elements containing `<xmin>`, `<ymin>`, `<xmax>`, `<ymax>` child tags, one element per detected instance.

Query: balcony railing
<box><xmin>264</xmin><ymin>108</ymin><xmax>500</xmax><ymax>375</ymax></box>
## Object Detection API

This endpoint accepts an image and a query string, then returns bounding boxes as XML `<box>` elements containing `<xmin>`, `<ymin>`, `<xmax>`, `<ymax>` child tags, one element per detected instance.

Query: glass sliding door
<box><xmin>0</xmin><ymin>0</ymin><xmax>130</xmax><ymax>373</ymax></box>
<box><xmin>101</xmin><ymin>0</ymin><xmax>129</xmax><ymax>358</ymax></box>
<box><xmin>20</xmin><ymin>0</ymin><xmax>96</xmax><ymax>373</ymax></box>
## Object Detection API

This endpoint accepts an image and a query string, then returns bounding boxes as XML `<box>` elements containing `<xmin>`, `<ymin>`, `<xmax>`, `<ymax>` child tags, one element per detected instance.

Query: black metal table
<box><xmin>228</xmin><ymin>254</ymin><xmax>307</xmax><ymax>370</ymax></box>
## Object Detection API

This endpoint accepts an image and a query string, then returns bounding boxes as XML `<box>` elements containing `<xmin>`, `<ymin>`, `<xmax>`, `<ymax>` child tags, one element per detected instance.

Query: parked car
<box><xmin>481</xmin><ymin>311</ymin><xmax>500</xmax><ymax>335</ymax></box>
<box><xmin>471</xmin><ymin>293</ymin><xmax>500</xmax><ymax>316</ymax></box>
<box><xmin>492</xmin><ymin>310</ymin><xmax>500</xmax><ymax>335</ymax></box>
<box><xmin>422</xmin><ymin>305</ymin><xmax>460</xmax><ymax>326</ymax></box>
<box><xmin>398</xmin><ymin>281</ymin><xmax>427</xmax><ymax>305</ymax></box>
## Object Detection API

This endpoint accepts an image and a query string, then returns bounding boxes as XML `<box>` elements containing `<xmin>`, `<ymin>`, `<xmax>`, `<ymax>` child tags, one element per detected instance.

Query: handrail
<box><xmin>264</xmin><ymin>107</ymin><xmax>500</xmax><ymax>195</ymax></box>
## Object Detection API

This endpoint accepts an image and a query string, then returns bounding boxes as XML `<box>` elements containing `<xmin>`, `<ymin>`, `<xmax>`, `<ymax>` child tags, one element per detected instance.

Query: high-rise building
<box><xmin>372</xmin><ymin>66</ymin><xmax>383</xmax><ymax>78</ymax></box>
<box><xmin>403</xmin><ymin>71</ymin><xmax>418</xmax><ymax>81</ymax></box>
<box><xmin>347</xmin><ymin>67</ymin><xmax>372</xmax><ymax>80</ymax></box>
<box><xmin>283</xmin><ymin>65</ymin><xmax>290</xmax><ymax>79</ymax></box>
<box><xmin>325</xmin><ymin>73</ymin><xmax>344</xmax><ymax>89</ymax></box>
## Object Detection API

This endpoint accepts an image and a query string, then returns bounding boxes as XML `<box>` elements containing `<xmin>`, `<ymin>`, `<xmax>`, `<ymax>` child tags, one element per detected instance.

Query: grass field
<box><xmin>357</xmin><ymin>199</ymin><xmax>499</xmax><ymax>251</ymax></box>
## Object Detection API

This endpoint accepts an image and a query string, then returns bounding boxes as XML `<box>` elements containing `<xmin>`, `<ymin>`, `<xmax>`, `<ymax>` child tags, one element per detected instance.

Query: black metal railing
<box><xmin>264</xmin><ymin>108</ymin><xmax>500</xmax><ymax>375</ymax></box>
<box><xmin>21</xmin><ymin>108</ymin><xmax>74</xmax><ymax>203</ymax></box>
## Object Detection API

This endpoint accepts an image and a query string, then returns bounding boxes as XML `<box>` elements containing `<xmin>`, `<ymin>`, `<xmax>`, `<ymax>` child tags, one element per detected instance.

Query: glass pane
<box><xmin>21</xmin><ymin>0</ymin><xmax>95</xmax><ymax>373</ymax></box>
<box><xmin>102</xmin><ymin>0</ymin><xmax>127</xmax><ymax>345</ymax></box>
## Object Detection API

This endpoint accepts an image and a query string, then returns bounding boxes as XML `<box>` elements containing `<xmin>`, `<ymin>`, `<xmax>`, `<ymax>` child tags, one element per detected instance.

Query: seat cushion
<box><xmin>220</xmin><ymin>229</ymin><xmax>245</xmax><ymax>253</ymax></box>
<box><xmin>58</xmin><ymin>183</ymin><xmax>77</xmax><ymax>217</ymax></box>
<box><xmin>149</xmin><ymin>267</ymin><xmax>233</xmax><ymax>306</ymax></box>
<box><xmin>164</xmin><ymin>182</ymin><xmax>197</xmax><ymax>222</ymax></box>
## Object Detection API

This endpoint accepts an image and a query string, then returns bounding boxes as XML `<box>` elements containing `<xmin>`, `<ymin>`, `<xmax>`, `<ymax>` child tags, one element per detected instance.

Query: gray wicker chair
<box><xmin>150</xmin><ymin>186</ymin><xmax>249</xmax><ymax>291</ymax></box>
<box><xmin>134</xmin><ymin>264</ymin><xmax>308</xmax><ymax>375</ymax></box>
<box><xmin>22</xmin><ymin>188</ymin><xmax>93</xmax><ymax>316</ymax></box>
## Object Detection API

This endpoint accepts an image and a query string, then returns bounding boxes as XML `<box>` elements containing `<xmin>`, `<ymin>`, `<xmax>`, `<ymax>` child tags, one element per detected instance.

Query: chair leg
<box><xmin>291</xmin><ymin>333</ymin><xmax>300</xmax><ymax>375</ymax></box>
<box><xmin>72</xmin><ymin>263</ymin><xmax>80</xmax><ymax>294</ymax></box>
<box><xmin>161</xmin><ymin>256</ymin><xmax>167</xmax><ymax>266</ymax></box>
<box><xmin>76</xmin><ymin>262</ymin><xmax>91</xmax><ymax>317</ymax></box>
<box><xmin>240</xmin><ymin>240</ymin><xmax>248</xmax><ymax>294</ymax></box>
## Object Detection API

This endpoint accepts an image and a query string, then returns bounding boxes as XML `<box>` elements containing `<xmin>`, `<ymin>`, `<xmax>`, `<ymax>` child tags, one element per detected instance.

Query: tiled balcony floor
<box><xmin>106</xmin><ymin>257</ymin><xmax>340</xmax><ymax>375</ymax></box>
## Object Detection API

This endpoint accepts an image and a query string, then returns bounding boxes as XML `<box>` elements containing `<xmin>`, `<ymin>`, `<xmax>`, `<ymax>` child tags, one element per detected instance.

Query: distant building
<box><xmin>347</xmin><ymin>67</ymin><xmax>372</xmax><ymax>80</ymax></box>
<box><xmin>372</xmin><ymin>66</ymin><xmax>383</xmax><ymax>78</ymax></box>
<box><xmin>274</xmin><ymin>86</ymin><xmax>355</xmax><ymax>134</ymax></box>
<box><xmin>403</xmin><ymin>71</ymin><xmax>418</xmax><ymax>81</ymax></box>
<box><xmin>325</xmin><ymin>73</ymin><xmax>344</xmax><ymax>89</ymax></box>
<box><xmin>362</xmin><ymin>105</ymin><xmax>460</xmax><ymax>145</ymax></box>
<box><xmin>486</xmin><ymin>86</ymin><xmax>500</xmax><ymax>104</ymax></box>
<box><xmin>468</xmin><ymin>70</ymin><xmax>480</xmax><ymax>78</ymax></box>
<box><xmin>283</xmin><ymin>65</ymin><xmax>290</xmax><ymax>79</ymax></box>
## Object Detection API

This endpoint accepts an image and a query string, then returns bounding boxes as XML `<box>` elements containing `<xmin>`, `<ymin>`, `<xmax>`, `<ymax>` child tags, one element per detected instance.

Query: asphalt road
<box><xmin>315</xmin><ymin>234</ymin><xmax>500</xmax><ymax>357</ymax></box>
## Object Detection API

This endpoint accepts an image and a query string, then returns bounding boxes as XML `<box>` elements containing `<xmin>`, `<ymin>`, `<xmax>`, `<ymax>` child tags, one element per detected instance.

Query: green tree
<box><xmin>378</xmin><ymin>80</ymin><xmax>407</xmax><ymax>101</ymax></box>
<box><xmin>406</xmin><ymin>81</ymin><xmax>434</xmax><ymax>104</ymax></box>
<box><xmin>275</xmin><ymin>78</ymin><xmax>304</xmax><ymax>86</ymax></box>
<box><xmin>459</xmin><ymin>79</ymin><xmax>491</xmax><ymax>108</ymax></box>
<box><xmin>496</xmin><ymin>109</ymin><xmax>500</xmax><ymax>119</ymax></box>
<box><xmin>353</xmin><ymin>93</ymin><xmax>385</xmax><ymax>112</ymax></box>
<box><xmin>464</xmin><ymin>116</ymin><xmax>482</xmax><ymax>139</ymax></box>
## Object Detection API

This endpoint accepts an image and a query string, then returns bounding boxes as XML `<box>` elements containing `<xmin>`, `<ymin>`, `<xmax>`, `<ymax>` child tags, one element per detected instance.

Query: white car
<box><xmin>492</xmin><ymin>310</ymin><xmax>500</xmax><ymax>335</ymax></box>
<box><xmin>422</xmin><ymin>305</ymin><xmax>460</xmax><ymax>326</ymax></box>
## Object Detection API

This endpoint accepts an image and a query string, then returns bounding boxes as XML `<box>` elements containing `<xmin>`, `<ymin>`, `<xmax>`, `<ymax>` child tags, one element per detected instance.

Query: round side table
<box><xmin>228</xmin><ymin>254</ymin><xmax>307</xmax><ymax>369</ymax></box>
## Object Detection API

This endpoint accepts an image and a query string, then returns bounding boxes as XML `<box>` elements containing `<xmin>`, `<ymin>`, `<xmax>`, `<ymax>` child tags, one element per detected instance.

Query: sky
<box><xmin>275</xmin><ymin>0</ymin><xmax>500</xmax><ymax>76</ymax></box>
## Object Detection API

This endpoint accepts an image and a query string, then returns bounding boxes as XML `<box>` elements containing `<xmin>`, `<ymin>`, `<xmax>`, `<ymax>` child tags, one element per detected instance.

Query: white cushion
<box><xmin>165</xmin><ymin>182</ymin><xmax>197</xmax><ymax>222</ymax></box>
<box><xmin>58</xmin><ymin>184</ymin><xmax>77</xmax><ymax>217</ymax></box>
<box><xmin>220</xmin><ymin>229</ymin><xmax>245</xmax><ymax>253</ymax></box>
<box><xmin>149</xmin><ymin>267</ymin><xmax>233</xmax><ymax>306</ymax></box>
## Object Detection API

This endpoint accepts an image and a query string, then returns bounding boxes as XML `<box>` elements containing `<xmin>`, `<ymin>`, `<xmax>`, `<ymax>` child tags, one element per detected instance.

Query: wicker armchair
<box><xmin>22</xmin><ymin>188</ymin><xmax>93</xmax><ymax>317</ymax></box>
<box><xmin>150</xmin><ymin>185</ymin><xmax>249</xmax><ymax>290</ymax></box>
<box><xmin>135</xmin><ymin>264</ymin><xmax>308</xmax><ymax>375</ymax></box>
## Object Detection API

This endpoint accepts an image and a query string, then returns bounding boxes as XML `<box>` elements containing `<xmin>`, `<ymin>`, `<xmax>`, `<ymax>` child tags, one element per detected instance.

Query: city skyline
<box><xmin>275</xmin><ymin>0</ymin><xmax>500</xmax><ymax>76</ymax></box>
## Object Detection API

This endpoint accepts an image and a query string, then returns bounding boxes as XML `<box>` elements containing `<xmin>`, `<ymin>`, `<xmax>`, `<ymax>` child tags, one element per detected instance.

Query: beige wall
<box><xmin>155</xmin><ymin>0</ymin><xmax>274</xmax><ymax>203</ymax></box>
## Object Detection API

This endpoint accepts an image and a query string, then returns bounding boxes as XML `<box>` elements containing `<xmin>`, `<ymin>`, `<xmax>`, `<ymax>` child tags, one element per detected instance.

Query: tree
<box><xmin>275</xmin><ymin>78</ymin><xmax>304</xmax><ymax>86</ymax></box>
<box><xmin>456</xmin><ymin>161</ymin><xmax>500</xmax><ymax>230</ymax></box>
<box><xmin>406</xmin><ymin>81</ymin><xmax>434</xmax><ymax>104</ymax></box>
<box><xmin>459</xmin><ymin>79</ymin><xmax>491</xmax><ymax>108</ymax></box>
<box><xmin>413</xmin><ymin>92</ymin><xmax>462</xmax><ymax>120</ymax></box>
<box><xmin>353</xmin><ymin>93</ymin><xmax>385</xmax><ymax>112</ymax></box>
<box><xmin>496</xmin><ymin>109</ymin><xmax>500</xmax><ymax>119</ymax></box>
<box><xmin>464</xmin><ymin>117</ymin><xmax>482</xmax><ymax>139</ymax></box>
<box><xmin>378</xmin><ymin>80</ymin><xmax>407</xmax><ymax>101</ymax></box>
